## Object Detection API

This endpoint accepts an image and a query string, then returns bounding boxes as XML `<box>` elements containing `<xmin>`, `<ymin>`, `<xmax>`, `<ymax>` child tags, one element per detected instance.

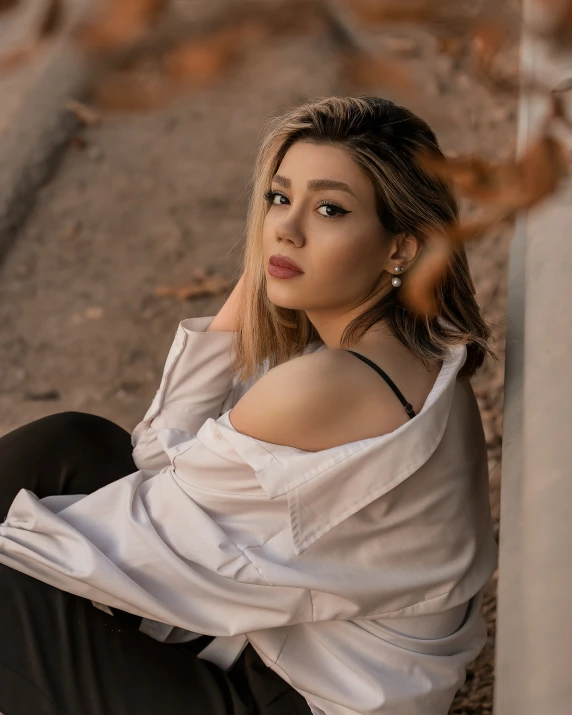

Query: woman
<box><xmin>0</xmin><ymin>95</ymin><xmax>498</xmax><ymax>715</ymax></box>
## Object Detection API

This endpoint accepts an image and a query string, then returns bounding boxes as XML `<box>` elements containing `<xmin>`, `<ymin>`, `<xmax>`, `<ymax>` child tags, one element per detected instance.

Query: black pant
<box><xmin>0</xmin><ymin>411</ymin><xmax>312</xmax><ymax>715</ymax></box>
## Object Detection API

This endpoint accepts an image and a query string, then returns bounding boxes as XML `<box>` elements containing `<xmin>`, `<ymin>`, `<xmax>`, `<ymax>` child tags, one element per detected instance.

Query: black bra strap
<box><xmin>344</xmin><ymin>350</ymin><xmax>416</xmax><ymax>419</ymax></box>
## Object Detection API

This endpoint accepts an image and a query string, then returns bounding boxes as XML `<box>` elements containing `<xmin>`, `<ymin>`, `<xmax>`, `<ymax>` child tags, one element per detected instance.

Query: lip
<box><xmin>269</xmin><ymin>255</ymin><xmax>304</xmax><ymax>273</ymax></box>
<box><xmin>268</xmin><ymin>264</ymin><xmax>304</xmax><ymax>279</ymax></box>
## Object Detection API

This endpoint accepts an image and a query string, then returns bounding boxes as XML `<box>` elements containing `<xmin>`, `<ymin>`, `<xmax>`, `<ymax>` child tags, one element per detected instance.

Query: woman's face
<box><xmin>262</xmin><ymin>141</ymin><xmax>394</xmax><ymax>324</ymax></box>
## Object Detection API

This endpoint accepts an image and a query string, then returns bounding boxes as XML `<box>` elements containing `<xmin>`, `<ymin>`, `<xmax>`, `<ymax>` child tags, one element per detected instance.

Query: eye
<box><xmin>316</xmin><ymin>201</ymin><xmax>350</xmax><ymax>219</ymax></box>
<box><xmin>263</xmin><ymin>190</ymin><xmax>289</xmax><ymax>206</ymax></box>
<box><xmin>263</xmin><ymin>190</ymin><xmax>351</xmax><ymax>219</ymax></box>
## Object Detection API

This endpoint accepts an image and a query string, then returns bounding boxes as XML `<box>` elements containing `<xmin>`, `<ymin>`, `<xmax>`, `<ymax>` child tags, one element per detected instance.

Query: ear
<box><xmin>386</xmin><ymin>233</ymin><xmax>419</xmax><ymax>273</ymax></box>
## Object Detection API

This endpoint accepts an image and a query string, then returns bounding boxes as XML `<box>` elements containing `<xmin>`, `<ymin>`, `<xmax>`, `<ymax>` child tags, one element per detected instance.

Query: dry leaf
<box><xmin>76</xmin><ymin>0</ymin><xmax>170</xmax><ymax>54</ymax></box>
<box><xmin>435</xmin><ymin>35</ymin><xmax>465</xmax><ymax>60</ymax></box>
<box><xmin>69</xmin><ymin>134</ymin><xmax>89</xmax><ymax>150</ymax></box>
<box><xmin>407</xmin><ymin>116</ymin><xmax>569</xmax><ymax>315</ymax></box>
<box><xmin>346</xmin><ymin>0</ymin><xmax>477</xmax><ymax>34</ymax></box>
<box><xmin>419</xmin><ymin>152</ymin><xmax>514</xmax><ymax>205</ymax></box>
<box><xmin>419</xmin><ymin>133</ymin><xmax>569</xmax><ymax>212</ymax></box>
<box><xmin>153</xmin><ymin>272</ymin><xmax>228</xmax><ymax>301</ymax></box>
<box><xmin>340</xmin><ymin>50</ymin><xmax>417</xmax><ymax>97</ymax></box>
<box><xmin>550</xmin><ymin>91</ymin><xmax>572</xmax><ymax>130</ymax></box>
<box><xmin>514</xmin><ymin>134</ymin><xmax>570</xmax><ymax>209</ymax></box>
<box><xmin>91</xmin><ymin>70</ymin><xmax>176</xmax><ymax>110</ymax></box>
<box><xmin>191</xmin><ymin>267</ymin><xmax>209</xmax><ymax>280</ymax></box>
<box><xmin>0</xmin><ymin>0</ymin><xmax>20</xmax><ymax>14</ymax></box>
<box><xmin>40</xmin><ymin>0</ymin><xmax>64</xmax><ymax>37</ymax></box>
<box><xmin>470</xmin><ymin>18</ymin><xmax>519</xmax><ymax>94</ymax></box>
<box><xmin>535</xmin><ymin>0</ymin><xmax>572</xmax><ymax>49</ymax></box>
<box><xmin>164</xmin><ymin>29</ymin><xmax>242</xmax><ymax>84</ymax></box>
<box><xmin>401</xmin><ymin>230</ymin><xmax>452</xmax><ymax>317</ymax></box>
<box><xmin>472</xmin><ymin>19</ymin><xmax>507</xmax><ymax>73</ymax></box>
<box><xmin>85</xmin><ymin>306</ymin><xmax>104</xmax><ymax>319</ymax></box>
<box><xmin>401</xmin><ymin>214</ymin><xmax>506</xmax><ymax>317</ymax></box>
<box><xmin>0</xmin><ymin>44</ymin><xmax>38</xmax><ymax>72</ymax></box>
<box><xmin>0</xmin><ymin>0</ymin><xmax>65</xmax><ymax>72</ymax></box>
<box><xmin>65</xmin><ymin>99</ymin><xmax>103</xmax><ymax>126</ymax></box>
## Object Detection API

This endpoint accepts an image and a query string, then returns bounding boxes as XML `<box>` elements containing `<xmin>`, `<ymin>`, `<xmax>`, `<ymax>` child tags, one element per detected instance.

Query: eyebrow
<box><xmin>272</xmin><ymin>174</ymin><xmax>357</xmax><ymax>198</ymax></box>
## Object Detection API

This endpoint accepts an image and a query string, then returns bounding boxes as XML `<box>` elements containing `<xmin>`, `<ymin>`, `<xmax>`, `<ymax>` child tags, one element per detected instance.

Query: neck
<box><xmin>307</xmin><ymin>311</ymin><xmax>394</xmax><ymax>352</ymax></box>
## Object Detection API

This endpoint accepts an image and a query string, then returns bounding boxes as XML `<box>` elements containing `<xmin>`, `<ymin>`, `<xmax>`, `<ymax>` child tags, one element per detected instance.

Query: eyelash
<box><xmin>263</xmin><ymin>190</ymin><xmax>350</xmax><ymax>219</ymax></box>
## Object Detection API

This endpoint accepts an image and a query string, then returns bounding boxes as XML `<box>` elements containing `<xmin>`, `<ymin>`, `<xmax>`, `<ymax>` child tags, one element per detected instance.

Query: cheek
<box><xmin>315</xmin><ymin>227</ymin><xmax>382</xmax><ymax>285</ymax></box>
<box><xmin>313</xmin><ymin>246</ymin><xmax>359</xmax><ymax>285</ymax></box>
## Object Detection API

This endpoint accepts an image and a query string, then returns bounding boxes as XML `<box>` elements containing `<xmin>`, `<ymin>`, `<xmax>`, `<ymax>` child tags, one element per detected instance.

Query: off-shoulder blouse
<box><xmin>0</xmin><ymin>315</ymin><xmax>498</xmax><ymax>715</ymax></box>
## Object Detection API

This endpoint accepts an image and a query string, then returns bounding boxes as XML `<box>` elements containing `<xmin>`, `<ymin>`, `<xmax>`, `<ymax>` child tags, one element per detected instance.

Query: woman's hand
<box><xmin>205</xmin><ymin>273</ymin><xmax>245</xmax><ymax>332</ymax></box>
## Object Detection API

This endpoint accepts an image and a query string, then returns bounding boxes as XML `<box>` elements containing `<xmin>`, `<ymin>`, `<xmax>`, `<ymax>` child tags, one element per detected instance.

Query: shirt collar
<box><xmin>207</xmin><ymin>343</ymin><xmax>467</xmax><ymax>556</ymax></box>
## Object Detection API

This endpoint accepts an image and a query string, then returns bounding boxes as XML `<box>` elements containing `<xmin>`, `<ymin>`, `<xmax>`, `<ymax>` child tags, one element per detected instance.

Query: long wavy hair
<box><xmin>229</xmin><ymin>95</ymin><xmax>492</xmax><ymax>385</ymax></box>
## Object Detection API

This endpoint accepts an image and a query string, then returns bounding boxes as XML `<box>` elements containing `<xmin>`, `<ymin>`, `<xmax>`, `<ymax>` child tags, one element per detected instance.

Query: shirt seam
<box><xmin>171</xmin><ymin>436</ymin><xmax>273</xmax><ymax>495</ymax></box>
<box><xmin>255</xmin><ymin>528</ymin><xmax>289</xmax><ymax>549</ymax></box>
<box><xmin>172</xmin><ymin>439</ymin><xmax>256</xmax><ymax>478</ymax></box>
<box><xmin>354</xmin><ymin>521</ymin><xmax>493</xmax><ymax>620</ymax></box>
<box><xmin>255</xmin><ymin>443</ymin><xmax>362</xmax><ymax>483</ymax></box>
<box><xmin>171</xmin><ymin>476</ymin><xmax>268</xmax><ymax>497</ymax></box>
<box><xmin>356</xmin><ymin>586</ymin><xmax>457</xmax><ymax>620</ymax></box>
<box><xmin>297</xmin><ymin>425</ymin><xmax>443</xmax><ymax>549</ymax></box>
<box><xmin>237</xmin><ymin>546</ymin><xmax>314</xmax><ymax>623</ymax></box>
<box><xmin>233</xmin><ymin>543</ymin><xmax>274</xmax><ymax>585</ymax></box>
<box><xmin>273</xmin><ymin>625</ymin><xmax>293</xmax><ymax>664</ymax></box>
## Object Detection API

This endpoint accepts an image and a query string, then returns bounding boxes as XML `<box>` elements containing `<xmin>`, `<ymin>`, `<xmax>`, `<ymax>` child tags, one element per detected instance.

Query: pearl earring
<box><xmin>392</xmin><ymin>265</ymin><xmax>404</xmax><ymax>288</ymax></box>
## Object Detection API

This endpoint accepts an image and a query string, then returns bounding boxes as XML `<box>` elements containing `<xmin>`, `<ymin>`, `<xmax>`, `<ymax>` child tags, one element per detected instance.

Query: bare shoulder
<box><xmin>228</xmin><ymin>349</ymin><xmax>409</xmax><ymax>452</ymax></box>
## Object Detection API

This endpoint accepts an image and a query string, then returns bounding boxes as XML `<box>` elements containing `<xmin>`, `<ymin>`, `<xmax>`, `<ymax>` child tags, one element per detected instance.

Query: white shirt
<box><xmin>0</xmin><ymin>315</ymin><xmax>498</xmax><ymax>715</ymax></box>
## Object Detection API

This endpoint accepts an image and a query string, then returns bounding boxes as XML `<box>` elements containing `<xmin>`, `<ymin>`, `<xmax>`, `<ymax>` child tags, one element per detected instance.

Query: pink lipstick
<box><xmin>268</xmin><ymin>255</ymin><xmax>304</xmax><ymax>279</ymax></box>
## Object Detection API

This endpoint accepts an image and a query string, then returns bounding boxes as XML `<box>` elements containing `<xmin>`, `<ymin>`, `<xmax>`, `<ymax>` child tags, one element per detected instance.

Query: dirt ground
<box><xmin>0</xmin><ymin>4</ymin><xmax>519</xmax><ymax>711</ymax></box>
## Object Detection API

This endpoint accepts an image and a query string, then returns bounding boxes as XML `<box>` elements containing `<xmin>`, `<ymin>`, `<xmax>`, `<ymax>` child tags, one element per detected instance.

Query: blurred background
<box><xmin>0</xmin><ymin>1</ymin><xmax>526</xmax><ymax>713</ymax></box>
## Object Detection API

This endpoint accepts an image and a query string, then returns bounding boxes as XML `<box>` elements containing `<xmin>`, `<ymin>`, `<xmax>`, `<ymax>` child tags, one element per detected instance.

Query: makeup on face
<box><xmin>268</xmin><ymin>254</ymin><xmax>305</xmax><ymax>279</ymax></box>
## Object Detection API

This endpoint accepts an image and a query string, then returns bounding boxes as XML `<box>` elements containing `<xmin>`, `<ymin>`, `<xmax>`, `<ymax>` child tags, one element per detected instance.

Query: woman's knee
<box><xmin>40</xmin><ymin>411</ymin><xmax>136</xmax><ymax>476</ymax></box>
<box><xmin>62</xmin><ymin>412</ymin><xmax>134</xmax><ymax>464</ymax></box>
<box><xmin>2</xmin><ymin>411</ymin><xmax>131</xmax><ymax>454</ymax></box>
<box><xmin>60</xmin><ymin>411</ymin><xmax>130</xmax><ymax>445</ymax></box>
<box><xmin>27</xmin><ymin>411</ymin><xmax>126</xmax><ymax>440</ymax></box>
<box><xmin>0</xmin><ymin>412</ymin><xmax>137</xmax><ymax>511</ymax></box>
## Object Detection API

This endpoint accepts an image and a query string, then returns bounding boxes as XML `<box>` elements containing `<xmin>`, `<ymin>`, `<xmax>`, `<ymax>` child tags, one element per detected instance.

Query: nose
<box><xmin>276</xmin><ymin>214</ymin><xmax>305</xmax><ymax>246</ymax></box>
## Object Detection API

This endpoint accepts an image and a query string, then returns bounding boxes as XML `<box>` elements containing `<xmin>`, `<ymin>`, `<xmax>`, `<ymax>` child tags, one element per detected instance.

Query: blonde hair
<box><xmin>230</xmin><ymin>95</ymin><xmax>493</xmax><ymax>384</ymax></box>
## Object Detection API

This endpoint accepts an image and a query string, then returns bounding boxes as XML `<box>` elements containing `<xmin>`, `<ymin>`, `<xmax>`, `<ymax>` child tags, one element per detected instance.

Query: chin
<box><xmin>266</xmin><ymin>286</ymin><xmax>305</xmax><ymax>310</ymax></box>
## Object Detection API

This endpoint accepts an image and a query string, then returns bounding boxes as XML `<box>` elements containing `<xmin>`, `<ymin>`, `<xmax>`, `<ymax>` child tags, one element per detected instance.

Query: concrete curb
<box><xmin>495</xmin><ymin>1</ymin><xmax>572</xmax><ymax>713</ymax></box>
<box><xmin>0</xmin><ymin>7</ymin><xmax>90</xmax><ymax>263</ymax></box>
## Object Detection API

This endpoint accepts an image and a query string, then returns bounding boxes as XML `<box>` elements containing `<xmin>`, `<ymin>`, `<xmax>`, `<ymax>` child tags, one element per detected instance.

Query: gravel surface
<box><xmin>0</xmin><ymin>5</ymin><xmax>520</xmax><ymax>711</ymax></box>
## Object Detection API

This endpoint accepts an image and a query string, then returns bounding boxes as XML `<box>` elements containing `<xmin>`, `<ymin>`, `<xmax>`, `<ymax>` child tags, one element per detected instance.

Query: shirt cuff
<box><xmin>131</xmin><ymin>316</ymin><xmax>237</xmax><ymax>471</ymax></box>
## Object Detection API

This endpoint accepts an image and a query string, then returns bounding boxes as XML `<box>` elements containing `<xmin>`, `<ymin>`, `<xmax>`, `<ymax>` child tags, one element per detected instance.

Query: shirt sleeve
<box><xmin>130</xmin><ymin>316</ymin><xmax>238</xmax><ymax>472</ymax></box>
<box><xmin>0</xmin><ymin>453</ymin><xmax>314</xmax><ymax>636</ymax></box>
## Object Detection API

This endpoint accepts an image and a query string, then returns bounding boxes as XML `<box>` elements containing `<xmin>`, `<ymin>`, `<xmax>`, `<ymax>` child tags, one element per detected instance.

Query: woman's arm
<box><xmin>131</xmin><ymin>276</ymin><xmax>245</xmax><ymax>471</ymax></box>
<box><xmin>205</xmin><ymin>274</ymin><xmax>245</xmax><ymax>333</ymax></box>
<box><xmin>0</xmin><ymin>464</ymin><xmax>314</xmax><ymax>637</ymax></box>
